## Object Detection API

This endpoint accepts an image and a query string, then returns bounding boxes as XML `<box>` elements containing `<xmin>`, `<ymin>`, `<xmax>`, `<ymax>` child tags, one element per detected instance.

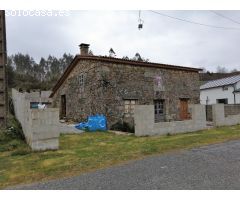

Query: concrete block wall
<box><xmin>29</xmin><ymin>109</ymin><xmax>60</xmax><ymax>150</ymax></box>
<box><xmin>12</xmin><ymin>88</ymin><xmax>60</xmax><ymax>151</ymax></box>
<box><xmin>212</xmin><ymin>104</ymin><xmax>240</xmax><ymax>126</ymax></box>
<box><xmin>224</xmin><ymin>104</ymin><xmax>240</xmax><ymax>117</ymax></box>
<box><xmin>134</xmin><ymin>104</ymin><xmax>207</xmax><ymax>136</ymax></box>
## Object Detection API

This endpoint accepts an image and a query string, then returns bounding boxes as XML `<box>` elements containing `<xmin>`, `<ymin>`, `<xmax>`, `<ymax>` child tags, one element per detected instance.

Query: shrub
<box><xmin>111</xmin><ymin>121</ymin><xmax>135</xmax><ymax>133</ymax></box>
<box><xmin>11</xmin><ymin>149</ymin><xmax>30</xmax><ymax>156</ymax></box>
<box><xmin>8</xmin><ymin>97</ymin><xmax>15</xmax><ymax>116</ymax></box>
<box><xmin>0</xmin><ymin>114</ymin><xmax>27</xmax><ymax>153</ymax></box>
<box><xmin>6</xmin><ymin>115</ymin><xmax>25</xmax><ymax>140</ymax></box>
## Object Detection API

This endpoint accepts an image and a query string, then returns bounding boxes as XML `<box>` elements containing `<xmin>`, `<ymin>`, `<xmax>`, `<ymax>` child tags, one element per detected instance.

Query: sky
<box><xmin>5</xmin><ymin>10</ymin><xmax>240</xmax><ymax>72</ymax></box>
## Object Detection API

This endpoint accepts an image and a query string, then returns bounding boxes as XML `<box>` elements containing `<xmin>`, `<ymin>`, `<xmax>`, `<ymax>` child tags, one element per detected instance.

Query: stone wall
<box><xmin>212</xmin><ymin>104</ymin><xmax>240</xmax><ymax>126</ymax></box>
<box><xmin>134</xmin><ymin>104</ymin><xmax>206</xmax><ymax>136</ymax></box>
<box><xmin>52</xmin><ymin>59</ymin><xmax>200</xmax><ymax>129</ymax></box>
<box><xmin>12</xmin><ymin>89</ymin><xmax>60</xmax><ymax>151</ymax></box>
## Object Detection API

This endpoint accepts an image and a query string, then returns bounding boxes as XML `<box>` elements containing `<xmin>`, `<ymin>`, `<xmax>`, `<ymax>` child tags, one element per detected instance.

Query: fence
<box><xmin>12</xmin><ymin>88</ymin><xmax>60</xmax><ymax>151</ymax></box>
<box><xmin>212</xmin><ymin>104</ymin><xmax>240</xmax><ymax>127</ymax></box>
<box><xmin>224</xmin><ymin>104</ymin><xmax>240</xmax><ymax>117</ymax></box>
<box><xmin>134</xmin><ymin>104</ymin><xmax>207</xmax><ymax>136</ymax></box>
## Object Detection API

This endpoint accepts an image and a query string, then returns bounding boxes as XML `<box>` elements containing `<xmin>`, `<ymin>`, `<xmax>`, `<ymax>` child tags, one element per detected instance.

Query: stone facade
<box><xmin>51</xmin><ymin>56</ymin><xmax>200</xmax><ymax>130</ymax></box>
<box><xmin>0</xmin><ymin>11</ymin><xmax>7</xmax><ymax>129</ymax></box>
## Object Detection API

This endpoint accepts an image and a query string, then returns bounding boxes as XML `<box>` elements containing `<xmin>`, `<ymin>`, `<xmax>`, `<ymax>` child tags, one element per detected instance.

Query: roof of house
<box><xmin>49</xmin><ymin>55</ymin><xmax>202</xmax><ymax>98</ymax></box>
<box><xmin>200</xmin><ymin>74</ymin><xmax>240</xmax><ymax>90</ymax></box>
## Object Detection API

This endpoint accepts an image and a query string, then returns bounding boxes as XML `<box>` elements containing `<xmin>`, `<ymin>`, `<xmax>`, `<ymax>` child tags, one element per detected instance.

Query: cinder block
<box><xmin>134</xmin><ymin>104</ymin><xmax>207</xmax><ymax>136</ymax></box>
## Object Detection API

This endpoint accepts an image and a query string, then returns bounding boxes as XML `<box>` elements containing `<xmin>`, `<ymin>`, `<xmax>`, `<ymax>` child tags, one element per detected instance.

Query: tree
<box><xmin>7</xmin><ymin>53</ymin><xmax>74</xmax><ymax>91</ymax></box>
<box><xmin>6</xmin><ymin>57</ymin><xmax>15</xmax><ymax>88</ymax></box>
<box><xmin>133</xmin><ymin>53</ymin><xmax>143</xmax><ymax>61</ymax></box>
<box><xmin>59</xmin><ymin>53</ymin><xmax>74</xmax><ymax>73</ymax></box>
<box><xmin>132</xmin><ymin>53</ymin><xmax>149</xmax><ymax>62</ymax></box>
<box><xmin>13</xmin><ymin>53</ymin><xmax>35</xmax><ymax>75</ymax></box>
<box><xmin>216</xmin><ymin>66</ymin><xmax>228</xmax><ymax>73</ymax></box>
<box><xmin>122</xmin><ymin>56</ymin><xmax>129</xmax><ymax>60</ymax></box>
<box><xmin>199</xmin><ymin>67</ymin><xmax>207</xmax><ymax>73</ymax></box>
<box><xmin>231</xmin><ymin>68</ymin><xmax>239</xmax><ymax>73</ymax></box>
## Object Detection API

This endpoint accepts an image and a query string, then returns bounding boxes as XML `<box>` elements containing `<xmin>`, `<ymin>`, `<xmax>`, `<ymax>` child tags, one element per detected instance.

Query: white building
<box><xmin>200</xmin><ymin>75</ymin><xmax>240</xmax><ymax>105</ymax></box>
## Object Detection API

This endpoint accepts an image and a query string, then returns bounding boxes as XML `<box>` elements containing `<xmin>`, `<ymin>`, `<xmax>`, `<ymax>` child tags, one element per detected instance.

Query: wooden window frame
<box><xmin>124</xmin><ymin>99</ymin><xmax>137</xmax><ymax>114</ymax></box>
<box><xmin>79</xmin><ymin>73</ymin><xmax>84</xmax><ymax>86</ymax></box>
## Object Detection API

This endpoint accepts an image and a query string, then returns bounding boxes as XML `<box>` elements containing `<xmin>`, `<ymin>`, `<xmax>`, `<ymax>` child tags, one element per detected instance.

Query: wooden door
<box><xmin>180</xmin><ymin>99</ymin><xmax>189</xmax><ymax>120</ymax></box>
<box><xmin>61</xmin><ymin>95</ymin><xmax>66</xmax><ymax>118</ymax></box>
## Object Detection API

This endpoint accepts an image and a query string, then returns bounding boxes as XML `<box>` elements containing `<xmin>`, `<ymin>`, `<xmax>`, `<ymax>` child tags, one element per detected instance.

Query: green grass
<box><xmin>1</xmin><ymin>125</ymin><xmax>240</xmax><ymax>188</ymax></box>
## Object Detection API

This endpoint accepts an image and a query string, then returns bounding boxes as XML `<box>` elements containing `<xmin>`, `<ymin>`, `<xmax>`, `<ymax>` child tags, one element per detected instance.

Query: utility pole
<box><xmin>0</xmin><ymin>10</ymin><xmax>7</xmax><ymax>129</ymax></box>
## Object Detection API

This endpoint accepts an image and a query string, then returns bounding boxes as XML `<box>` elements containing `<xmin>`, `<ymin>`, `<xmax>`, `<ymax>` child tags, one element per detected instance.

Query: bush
<box><xmin>6</xmin><ymin>115</ymin><xmax>25</xmax><ymax>140</ymax></box>
<box><xmin>8</xmin><ymin>140</ymin><xmax>22</xmax><ymax>149</ymax></box>
<box><xmin>111</xmin><ymin>121</ymin><xmax>135</xmax><ymax>133</ymax></box>
<box><xmin>8</xmin><ymin>97</ymin><xmax>15</xmax><ymax>116</ymax></box>
<box><xmin>0</xmin><ymin>115</ymin><xmax>27</xmax><ymax>153</ymax></box>
<box><xmin>11</xmin><ymin>149</ymin><xmax>31</xmax><ymax>156</ymax></box>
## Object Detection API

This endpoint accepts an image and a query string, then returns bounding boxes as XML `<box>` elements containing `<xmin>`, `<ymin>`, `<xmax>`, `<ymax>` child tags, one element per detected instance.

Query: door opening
<box><xmin>154</xmin><ymin>99</ymin><xmax>165</xmax><ymax>122</ymax></box>
<box><xmin>61</xmin><ymin>95</ymin><xmax>66</xmax><ymax>119</ymax></box>
<box><xmin>216</xmin><ymin>98</ymin><xmax>228</xmax><ymax>104</ymax></box>
<box><xmin>179</xmin><ymin>98</ymin><xmax>189</xmax><ymax>120</ymax></box>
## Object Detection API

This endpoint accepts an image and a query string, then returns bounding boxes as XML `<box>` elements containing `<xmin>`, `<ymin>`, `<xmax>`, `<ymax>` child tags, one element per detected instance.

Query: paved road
<box><xmin>10</xmin><ymin>140</ymin><xmax>240</xmax><ymax>189</ymax></box>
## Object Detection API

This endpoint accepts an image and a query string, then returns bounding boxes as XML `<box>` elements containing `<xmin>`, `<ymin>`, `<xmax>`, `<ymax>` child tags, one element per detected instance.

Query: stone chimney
<box><xmin>79</xmin><ymin>43</ymin><xmax>90</xmax><ymax>56</ymax></box>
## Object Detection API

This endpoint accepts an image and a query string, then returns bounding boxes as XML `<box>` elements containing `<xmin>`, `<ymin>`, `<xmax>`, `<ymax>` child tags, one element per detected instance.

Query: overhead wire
<box><xmin>210</xmin><ymin>10</ymin><xmax>240</xmax><ymax>26</ymax></box>
<box><xmin>150</xmin><ymin>10</ymin><xmax>240</xmax><ymax>31</ymax></box>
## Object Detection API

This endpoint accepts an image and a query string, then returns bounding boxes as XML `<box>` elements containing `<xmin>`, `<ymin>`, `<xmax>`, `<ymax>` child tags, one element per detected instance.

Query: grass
<box><xmin>1</xmin><ymin>124</ymin><xmax>240</xmax><ymax>188</ymax></box>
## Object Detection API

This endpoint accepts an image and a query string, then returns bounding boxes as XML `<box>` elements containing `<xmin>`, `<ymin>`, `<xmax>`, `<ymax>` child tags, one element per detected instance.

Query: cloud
<box><xmin>5</xmin><ymin>10</ymin><xmax>240</xmax><ymax>71</ymax></box>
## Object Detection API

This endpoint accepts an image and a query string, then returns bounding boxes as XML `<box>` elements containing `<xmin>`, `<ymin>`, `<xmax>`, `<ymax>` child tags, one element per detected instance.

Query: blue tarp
<box><xmin>75</xmin><ymin>114</ymin><xmax>107</xmax><ymax>131</ymax></box>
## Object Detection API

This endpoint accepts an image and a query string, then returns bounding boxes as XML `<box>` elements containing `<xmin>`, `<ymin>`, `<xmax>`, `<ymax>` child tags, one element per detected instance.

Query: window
<box><xmin>154</xmin><ymin>100</ymin><xmax>165</xmax><ymax>122</ymax></box>
<box><xmin>154</xmin><ymin>100</ymin><xmax>164</xmax><ymax>115</ymax></box>
<box><xmin>222</xmin><ymin>86</ymin><xmax>228</xmax><ymax>91</ymax></box>
<box><xmin>79</xmin><ymin>73</ymin><xmax>84</xmax><ymax>86</ymax></box>
<box><xmin>124</xmin><ymin>100</ymin><xmax>137</xmax><ymax>114</ymax></box>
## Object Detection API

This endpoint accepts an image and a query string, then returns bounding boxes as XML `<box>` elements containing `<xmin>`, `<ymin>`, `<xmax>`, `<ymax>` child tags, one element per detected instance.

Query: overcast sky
<box><xmin>5</xmin><ymin>10</ymin><xmax>240</xmax><ymax>72</ymax></box>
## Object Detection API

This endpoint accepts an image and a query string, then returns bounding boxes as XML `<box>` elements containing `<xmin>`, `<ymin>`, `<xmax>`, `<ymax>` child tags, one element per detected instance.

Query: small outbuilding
<box><xmin>200</xmin><ymin>74</ymin><xmax>240</xmax><ymax>105</ymax></box>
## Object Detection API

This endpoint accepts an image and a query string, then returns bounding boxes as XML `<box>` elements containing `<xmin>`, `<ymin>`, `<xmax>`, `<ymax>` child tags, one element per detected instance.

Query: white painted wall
<box><xmin>200</xmin><ymin>82</ymin><xmax>240</xmax><ymax>105</ymax></box>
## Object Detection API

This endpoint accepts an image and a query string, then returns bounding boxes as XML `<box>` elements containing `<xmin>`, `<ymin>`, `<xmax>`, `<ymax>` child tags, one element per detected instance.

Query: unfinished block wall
<box><xmin>0</xmin><ymin>10</ymin><xmax>7</xmax><ymax>129</ymax></box>
<box><xmin>134</xmin><ymin>104</ymin><xmax>207</xmax><ymax>136</ymax></box>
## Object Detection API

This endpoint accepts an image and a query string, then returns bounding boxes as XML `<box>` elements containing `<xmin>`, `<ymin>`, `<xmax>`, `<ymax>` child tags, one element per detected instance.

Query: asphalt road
<box><xmin>10</xmin><ymin>140</ymin><xmax>240</xmax><ymax>190</ymax></box>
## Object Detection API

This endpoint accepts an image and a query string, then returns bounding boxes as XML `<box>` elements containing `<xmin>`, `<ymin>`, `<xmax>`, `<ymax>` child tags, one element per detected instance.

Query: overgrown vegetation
<box><xmin>0</xmin><ymin>115</ymin><xmax>28</xmax><ymax>154</ymax></box>
<box><xmin>111</xmin><ymin>121</ymin><xmax>135</xmax><ymax>133</ymax></box>
<box><xmin>7</xmin><ymin>53</ymin><xmax>74</xmax><ymax>90</ymax></box>
<box><xmin>1</xmin><ymin>125</ymin><xmax>240</xmax><ymax>188</ymax></box>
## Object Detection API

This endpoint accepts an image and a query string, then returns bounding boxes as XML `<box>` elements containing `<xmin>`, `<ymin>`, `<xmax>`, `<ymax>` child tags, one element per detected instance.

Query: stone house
<box><xmin>50</xmin><ymin>43</ymin><xmax>201</xmax><ymax>130</ymax></box>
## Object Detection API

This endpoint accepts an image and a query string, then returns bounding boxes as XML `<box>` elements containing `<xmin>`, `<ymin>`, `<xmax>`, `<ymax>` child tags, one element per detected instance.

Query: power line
<box><xmin>150</xmin><ymin>10</ymin><xmax>240</xmax><ymax>31</ymax></box>
<box><xmin>210</xmin><ymin>10</ymin><xmax>240</xmax><ymax>25</ymax></box>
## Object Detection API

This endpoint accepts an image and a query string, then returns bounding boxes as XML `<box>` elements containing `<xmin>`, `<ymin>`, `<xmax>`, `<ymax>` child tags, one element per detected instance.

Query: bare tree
<box><xmin>216</xmin><ymin>66</ymin><xmax>228</xmax><ymax>73</ymax></box>
<box><xmin>199</xmin><ymin>67</ymin><xmax>207</xmax><ymax>73</ymax></box>
<box><xmin>231</xmin><ymin>68</ymin><xmax>238</xmax><ymax>73</ymax></box>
